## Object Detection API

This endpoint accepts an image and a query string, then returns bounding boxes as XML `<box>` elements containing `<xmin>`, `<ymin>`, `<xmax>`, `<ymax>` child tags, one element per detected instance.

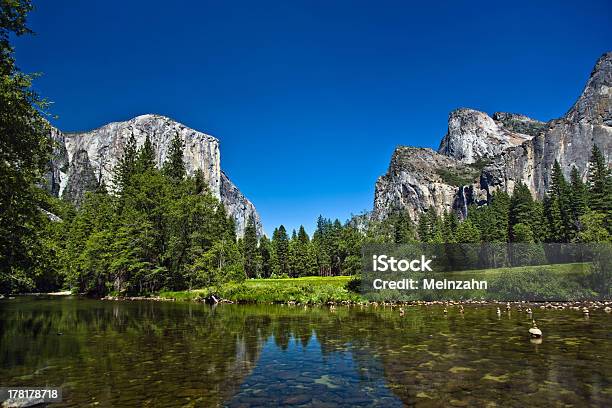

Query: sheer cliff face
<box><xmin>48</xmin><ymin>114</ymin><xmax>261</xmax><ymax>236</ymax></box>
<box><xmin>438</xmin><ymin>109</ymin><xmax>538</xmax><ymax>164</ymax></box>
<box><xmin>373</xmin><ymin>147</ymin><xmax>485</xmax><ymax>221</ymax></box>
<box><xmin>374</xmin><ymin>52</ymin><xmax>612</xmax><ymax>220</ymax></box>
<box><xmin>482</xmin><ymin>52</ymin><xmax>612</xmax><ymax>199</ymax></box>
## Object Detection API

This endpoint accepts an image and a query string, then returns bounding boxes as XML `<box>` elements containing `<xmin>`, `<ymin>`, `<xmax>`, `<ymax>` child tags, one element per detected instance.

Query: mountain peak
<box><xmin>565</xmin><ymin>51</ymin><xmax>612</xmax><ymax>124</ymax></box>
<box><xmin>438</xmin><ymin>108</ymin><xmax>532</xmax><ymax>164</ymax></box>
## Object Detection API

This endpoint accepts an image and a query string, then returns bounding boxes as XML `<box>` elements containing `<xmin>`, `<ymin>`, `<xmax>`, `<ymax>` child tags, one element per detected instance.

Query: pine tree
<box><xmin>455</xmin><ymin>219</ymin><xmax>481</xmax><ymax>243</ymax></box>
<box><xmin>193</xmin><ymin>169</ymin><xmax>207</xmax><ymax>194</ymax></box>
<box><xmin>291</xmin><ymin>225</ymin><xmax>316</xmax><ymax>277</ymax></box>
<box><xmin>136</xmin><ymin>134</ymin><xmax>156</xmax><ymax>173</ymax></box>
<box><xmin>490</xmin><ymin>191</ymin><xmax>510</xmax><ymax>242</ymax></box>
<box><xmin>569</xmin><ymin>166</ymin><xmax>588</xmax><ymax>235</ymax></box>
<box><xmin>586</xmin><ymin>146</ymin><xmax>611</xmax><ymax>234</ymax></box>
<box><xmin>242</xmin><ymin>215</ymin><xmax>258</xmax><ymax>278</ymax></box>
<box><xmin>587</xmin><ymin>145</ymin><xmax>611</xmax><ymax>213</ymax></box>
<box><xmin>545</xmin><ymin>161</ymin><xmax>572</xmax><ymax>242</ymax></box>
<box><xmin>427</xmin><ymin>208</ymin><xmax>443</xmax><ymax>243</ymax></box>
<box><xmin>258</xmin><ymin>236</ymin><xmax>272</xmax><ymax>278</ymax></box>
<box><xmin>511</xmin><ymin>223</ymin><xmax>534</xmax><ymax>243</ymax></box>
<box><xmin>417</xmin><ymin>212</ymin><xmax>430</xmax><ymax>242</ymax></box>
<box><xmin>394</xmin><ymin>211</ymin><xmax>415</xmax><ymax>244</ymax></box>
<box><xmin>509</xmin><ymin>183</ymin><xmax>535</xmax><ymax>241</ymax></box>
<box><xmin>313</xmin><ymin>216</ymin><xmax>332</xmax><ymax>276</ymax></box>
<box><xmin>163</xmin><ymin>132</ymin><xmax>186</xmax><ymax>182</ymax></box>
<box><xmin>114</xmin><ymin>132</ymin><xmax>138</xmax><ymax>193</ymax></box>
<box><xmin>441</xmin><ymin>210</ymin><xmax>459</xmax><ymax>243</ymax></box>
<box><xmin>271</xmin><ymin>225</ymin><xmax>289</xmax><ymax>276</ymax></box>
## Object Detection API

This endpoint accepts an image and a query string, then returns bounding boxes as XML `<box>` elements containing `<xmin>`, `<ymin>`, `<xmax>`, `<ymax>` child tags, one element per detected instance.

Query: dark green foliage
<box><xmin>544</xmin><ymin>161</ymin><xmax>573</xmax><ymax>242</ymax></box>
<box><xmin>136</xmin><ymin>134</ymin><xmax>156</xmax><ymax>173</ymax></box>
<box><xmin>393</xmin><ymin>210</ymin><xmax>415</xmax><ymax>244</ymax></box>
<box><xmin>0</xmin><ymin>0</ymin><xmax>54</xmax><ymax>292</ymax></box>
<box><xmin>271</xmin><ymin>226</ymin><xmax>289</xmax><ymax>276</ymax></box>
<box><xmin>435</xmin><ymin>168</ymin><xmax>478</xmax><ymax>187</ymax></box>
<box><xmin>288</xmin><ymin>226</ymin><xmax>316</xmax><ymax>277</ymax></box>
<box><xmin>243</xmin><ymin>215</ymin><xmax>258</xmax><ymax>278</ymax></box>
<box><xmin>569</xmin><ymin>166</ymin><xmax>588</xmax><ymax>234</ymax></box>
<box><xmin>163</xmin><ymin>132</ymin><xmax>186</xmax><ymax>182</ymax></box>
<box><xmin>587</xmin><ymin>146</ymin><xmax>611</xmax><ymax>233</ymax></box>
<box><xmin>114</xmin><ymin>132</ymin><xmax>138</xmax><ymax>193</ymax></box>
<box><xmin>508</xmin><ymin>182</ymin><xmax>535</xmax><ymax>241</ymax></box>
<box><xmin>258</xmin><ymin>236</ymin><xmax>272</xmax><ymax>278</ymax></box>
<box><xmin>60</xmin><ymin>159</ymin><xmax>240</xmax><ymax>296</ymax></box>
<box><xmin>467</xmin><ymin>191</ymin><xmax>510</xmax><ymax>243</ymax></box>
<box><xmin>441</xmin><ymin>211</ymin><xmax>459</xmax><ymax>243</ymax></box>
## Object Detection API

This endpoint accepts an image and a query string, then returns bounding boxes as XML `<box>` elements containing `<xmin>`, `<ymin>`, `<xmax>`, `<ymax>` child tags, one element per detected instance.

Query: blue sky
<box><xmin>13</xmin><ymin>0</ymin><xmax>611</xmax><ymax>235</ymax></box>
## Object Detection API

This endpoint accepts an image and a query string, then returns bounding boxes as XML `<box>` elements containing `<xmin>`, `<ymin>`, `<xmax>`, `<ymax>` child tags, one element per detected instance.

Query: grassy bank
<box><xmin>158</xmin><ymin>276</ymin><xmax>361</xmax><ymax>304</ymax></box>
<box><xmin>157</xmin><ymin>262</ymin><xmax>599</xmax><ymax>304</ymax></box>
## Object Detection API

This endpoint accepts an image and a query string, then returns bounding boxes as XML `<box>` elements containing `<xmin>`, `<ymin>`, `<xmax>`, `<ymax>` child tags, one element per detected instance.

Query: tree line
<box><xmin>1</xmin><ymin>1</ymin><xmax>610</xmax><ymax>296</ymax></box>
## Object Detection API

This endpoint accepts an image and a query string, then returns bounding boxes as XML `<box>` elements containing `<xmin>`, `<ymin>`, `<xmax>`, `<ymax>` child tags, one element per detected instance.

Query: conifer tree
<box><xmin>490</xmin><ymin>191</ymin><xmax>510</xmax><ymax>242</ymax></box>
<box><xmin>394</xmin><ymin>211</ymin><xmax>415</xmax><ymax>244</ymax></box>
<box><xmin>163</xmin><ymin>132</ymin><xmax>186</xmax><ymax>181</ymax></box>
<box><xmin>271</xmin><ymin>225</ymin><xmax>289</xmax><ymax>276</ymax></box>
<box><xmin>114</xmin><ymin>132</ymin><xmax>138</xmax><ymax>193</ymax></box>
<box><xmin>193</xmin><ymin>169</ymin><xmax>207</xmax><ymax>194</ymax></box>
<box><xmin>587</xmin><ymin>145</ymin><xmax>611</xmax><ymax>214</ymax></box>
<box><xmin>545</xmin><ymin>161</ymin><xmax>572</xmax><ymax>242</ymax></box>
<box><xmin>509</xmin><ymin>183</ymin><xmax>535</xmax><ymax>241</ymax></box>
<box><xmin>313</xmin><ymin>216</ymin><xmax>332</xmax><ymax>276</ymax></box>
<box><xmin>569</xmin><ymin>166</ymin><xmax>588</xmax><ymax>234</ymax></box>
<box><xmin>258</xmin><ymin>236</ymin><xmax>272</xmax><ymax>278</ymax></box>
<box><xmin>455</xmin><ymin>219</ymin><xmax>481</xmax><ymax>243</ymax></box>
<box><xmin>242</xmin><ymin>215</ymin><xmax>259</xmax><ymax>278</ymax></box>
<box><xmin>441</xmin><ymin>210</ymin><xmax>459</xmax><ymax>243</ymax></box>
<box><xmin>136</xmin><ymin>134</ymin><xmax>156</xmax><ymax>173</ymax></box>
<box><xmin>417</xmin><ymin>212</ymin><xmax>431</xmax><ymax>242</ymax></box>
<box><xmin>291</xmin><ymin>225</ymin><xmax>316</xmax><ymax>277</ymax></box>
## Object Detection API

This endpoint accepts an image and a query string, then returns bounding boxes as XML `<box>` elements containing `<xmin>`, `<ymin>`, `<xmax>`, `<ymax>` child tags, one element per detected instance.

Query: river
<box><xmin>0</xmin><ymin>297</ymin><xmax>610</xmax><ymax>407</ymax></box>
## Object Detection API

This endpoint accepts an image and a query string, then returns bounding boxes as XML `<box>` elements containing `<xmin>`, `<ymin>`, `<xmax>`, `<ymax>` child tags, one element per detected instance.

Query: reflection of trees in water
<box><xmin>1</xmin><ymin>300</ymin><xmax>610</xmax><ymax>406</ymax></box>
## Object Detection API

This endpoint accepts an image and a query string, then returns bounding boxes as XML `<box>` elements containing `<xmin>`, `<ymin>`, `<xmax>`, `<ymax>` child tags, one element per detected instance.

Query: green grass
<box><xmin>443</xmin><ymin>262</ymin><xmax>590</xmax><ymax>279</ymax></box>
<box><xmin>158</xmin><ymin>263</ymin><xmax>597</xmax><ymax>304</ymax></box>
<box><xmin>158</xmin><ymin>275</ymin><xmax>360</xmax><ymax>304</ymax></box>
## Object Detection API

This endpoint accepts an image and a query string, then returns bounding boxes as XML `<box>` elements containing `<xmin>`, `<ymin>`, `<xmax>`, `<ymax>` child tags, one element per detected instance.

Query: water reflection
<box><xmin>0</xmin><ymin>298</ymin><xmax>610</xmax><ymax>407</ymax></box>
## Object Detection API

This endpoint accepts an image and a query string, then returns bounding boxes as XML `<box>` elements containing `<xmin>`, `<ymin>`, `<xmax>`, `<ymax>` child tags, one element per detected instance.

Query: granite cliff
<box><xmin>46</xmin><ymin>114</ymin><xmax>262</xmax><ymax>237</ymax></box>
<box><xmin>374</xmin><ymin>52</ymin><xmax>612</xmax><ymax>221</ymax></box>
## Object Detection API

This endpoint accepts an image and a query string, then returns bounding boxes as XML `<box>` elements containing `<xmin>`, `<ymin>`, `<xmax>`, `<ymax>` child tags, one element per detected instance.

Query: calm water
<box><xmin>0</xmin><ymin>298</ymin><xmax>610</xmax><ymax>407</ymax></box>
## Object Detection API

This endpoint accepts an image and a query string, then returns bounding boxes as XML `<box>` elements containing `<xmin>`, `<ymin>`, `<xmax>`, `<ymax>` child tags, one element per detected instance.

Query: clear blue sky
<box><xmin>13</xmin><ymin>0</ymin><xmax>611</xmax><ymax>235</ymax></box>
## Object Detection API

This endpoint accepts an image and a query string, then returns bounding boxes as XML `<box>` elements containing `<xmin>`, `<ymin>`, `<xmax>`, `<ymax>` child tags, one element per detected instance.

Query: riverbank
<box><xmin>98</xmin><ymin>275</ymin><xmax>609</xmax><ymax>310</ymax></box>
<box><xmin>156</xmin><ymin>276</ymin><xmax>360</xmax><ymax>304</ymax></box>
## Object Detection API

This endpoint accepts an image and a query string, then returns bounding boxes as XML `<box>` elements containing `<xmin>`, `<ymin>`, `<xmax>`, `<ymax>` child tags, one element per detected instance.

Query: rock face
<box><xmin>374</xmin><ymin>52</ymin><xmax>612</xmax><ymax>221</ymax></box>
<box><xmin>373</xmin><ymin>147</ymin><xmax>485</xmax><ymax>221</ymax></box>
<box><xmin>438</xmin><ymin>108</ymin><xmax>537</xmax><ymax>164</ymax></box>
<box><xmin>481</xmin><ymin>52</ymin><xmax>612</xmax><ymax>199</ymax></box>
<box><xmin>47</xmin><ymin>114</ymin><xmax>262</xmax><ymax>236</ymax></box>
<box><xmin>44</xmin><ymin>126</ymin><xmax>69</xmax><ymax>197</ymax></box>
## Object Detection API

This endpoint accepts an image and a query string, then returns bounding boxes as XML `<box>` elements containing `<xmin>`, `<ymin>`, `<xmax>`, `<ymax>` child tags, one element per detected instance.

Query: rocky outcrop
<box><xmin>437</xmin><ymin>108</ymin><xmax>536</xmax><ymax>164</ymax></box>
<box><xmin>62</xmin><ymin>149</ymin><xmax>99</xmax><ymax>206</ymax></box>
<box><xmin>491</xmin><ymin>112</ymin><xmax>548</xmax><ymax>137</ymax></box>
<box><xmin>220</xmin><ymin>172</ymin><xmax>262</xmax><ymax>236</ymax></box>
<box><xmin>46</xmin><ymin>114</ymin><xmax>261</xmax><ymax>236</ymax></box>
<box><xmin>43</xmin><ymin>126</ymin><xmax>69</xmax><ymax>196</ymax></box>
<box><xmin>373</xmin><ymin>147</ymin><xmax>486</xmax><ymax>220</ymax></box>
<box><xmin>481</xmin><ymin>52</ymin><xmax>612</xmax><ymax>199</ymax></box>
<box><xmin>375</xmin><ymin>52</ymin><xmax>612</xmax><ymax>220</ymax></box>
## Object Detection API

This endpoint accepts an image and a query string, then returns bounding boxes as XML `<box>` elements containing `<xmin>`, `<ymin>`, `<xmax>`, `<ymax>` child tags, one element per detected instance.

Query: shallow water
<box><xmin>0</xmin><ymin>298</ymin><xmax>610</xmax><ymax>407</ymax></box>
